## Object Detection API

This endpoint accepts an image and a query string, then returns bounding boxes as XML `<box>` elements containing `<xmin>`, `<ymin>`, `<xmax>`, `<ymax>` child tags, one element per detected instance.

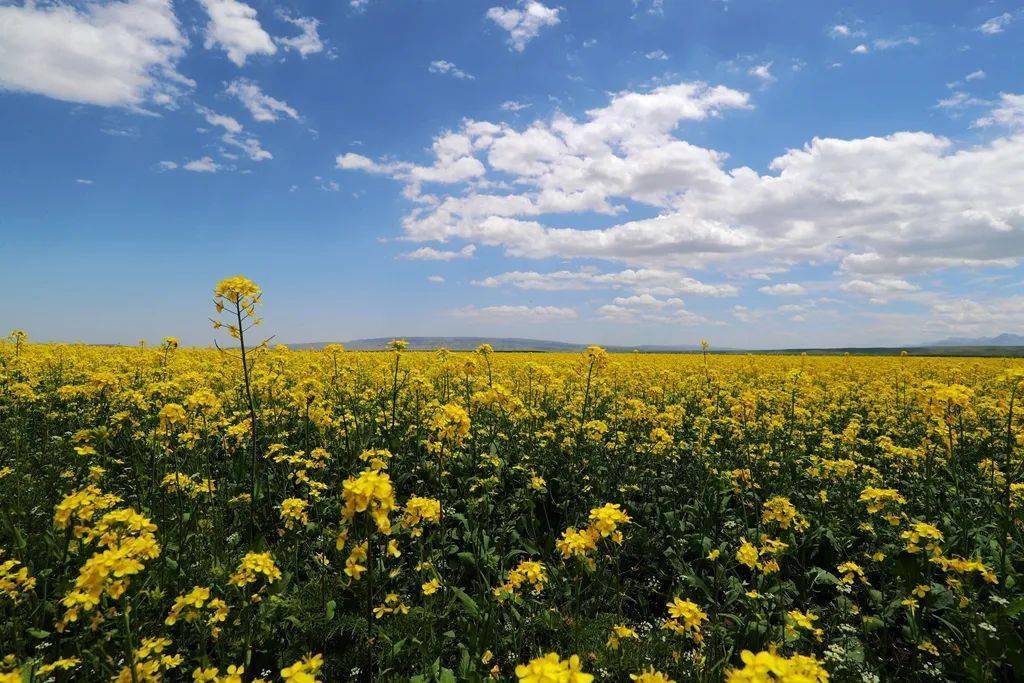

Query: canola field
<box><xmin>2</xmin><ymin>283</ymin><xmax>1024</xmax><ymax>682</ymax></box>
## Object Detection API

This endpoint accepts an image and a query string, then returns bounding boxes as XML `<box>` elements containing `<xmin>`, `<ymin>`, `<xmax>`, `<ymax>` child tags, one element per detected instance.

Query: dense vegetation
<box><xmin>2</xmin><ymin>279</ymin><xmax>1023</xmax><ymax>682</ymax></box>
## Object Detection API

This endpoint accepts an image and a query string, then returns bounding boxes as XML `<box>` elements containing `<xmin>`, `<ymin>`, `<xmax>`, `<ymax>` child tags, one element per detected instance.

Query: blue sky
<box><xmin>1</xmin><ymin>0</ymin><xmax>1022</xmax><ymax>348</ymax></box>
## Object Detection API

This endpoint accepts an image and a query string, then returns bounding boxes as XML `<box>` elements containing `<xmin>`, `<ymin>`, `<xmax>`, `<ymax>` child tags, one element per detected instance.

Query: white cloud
<box><xmin>474</xmin><ymin>268</ymin><xmax>737</xmax><ymax>296</ymax></box>
<box><xmin>428</xmin><ymin>60</ymin><xmax>475</xmax><ymax>80</ymax></box>
<box><xmin>645</xmin><ymin>50</ymin><xmax>668</xmax><ymax>61</ymax></box>
<box><xmin>451</xmin><ymin>304</ymin><xmax>577</xmax><ymax>322</ymax></box>
<box><xmin>486</xmin><ymin>1</ymin><xmax>560</xmax><ymax>52</ymax></box>
<box><xmin>597</xmin><ymin>296</ymin><xmax>705</xmax><ymax>325</ymax></box>
<box><xmin>978</xmin><ymin>12</ymin><xmax>1013</xmax><ymax>35</ymax></box>
<box><xmin>336</xmin><ymin>128</ymin><xmax>488</xmax><ymax>190</ymax></box>
<box><xmin>197</xmin><ymin>106</ymin><xmax>243</xmax><ymax>134</ymax></box>
<box><xmin>221</xmin><ymin>133</ymin><xmax>272</xmax><ymax>161</ymax></box>
<box><xmin>839</xmin><ymin>253</ymin><xmax>1017</xmax><ymax>276</ymax></box>
<box><xmin>851</xmin><ymin>44</ymin><xmax>869</xmax><ymax>54</ymax></box>
<box><xmin>501</xmin><ymin>100</ymin><xmax>531</xmax><ymax>112</ymax></box>
<box><xmin>195</xmin><ymin>105</ymin><xmax>270</xmax><ymax>161</ymax></box>
<box><xmin>873</xmin><ymin>36</ymin><xmax>919</xmax><ymax>50</ymax></box>
<box><xmin>927</xmin><ymin>295</ymin><xmax>1024</xmax><ymax>336</ymax></box>
<box><xmin>341</xmin><ymin>80</ymin><xmax>749</xmax><ymax>212</ymax></box>
<box><xmin>829</xmin><ymin>24</ymin><xmax>851</xmax><ymax>37</ymax></box>
<box><xmin>75</xmin><ymin>178</ymin><xmax>94</xmax><ymax>185</ymax></box>
<box><xmin>341</xmin><ymin>79</ymin><xmax>1024</xmax><ymax>284</ymax></box>
<box><xmin>731</xmin><ymin>304</ymin><xmax>758</xmax><ymax>323</ymax></box>
<box><xmin>225</xmin><ymin>79</ymin><xmax>299</xmax><ymax>122</ymax></box>
<box><xmin>183</xmin><ymin>156</ymin><xmax>220</xmax><ymax>172</ymax></box>
<box><xmin>965</xmin><ymin>69</ymin><xmax>986</xmax><ymax>82</ymax></box>
<box><xmin>839</xmin><ymin>278</ymin><xmax>919</xmax><ymax>303</ymax></box>
<box><xmin>276</xmin><ymin>11</ymin><xmax>323</xmax><ymax>57</ymax></box>
<box><xmin>748</xmin><ymin>62</ymin><xmax>775</xmax><ymax>83</ymax></box>
<box><xmin>427</xmin><ymin>275</ymin><xmax>445</xmax><ymax>283</ymax></box>
<box><xmin>198</xmin><ymin>0</ymin><xmax>276</xmax><ymax>66</ymax></box>
<box><xmin>759</xmin><ymin>283</ymin><xmax>806</xmax><ymax>296</ymax></box>
<box><xmin>401</xmin><ymin>245</ymin><xmax>477</xmax><ymax>261</ymax></box>
<box><xmin>0</xmin><ymin>0</ymin><xmax>191</xmax><ymax>108</ymax></box>
<box><xmin>974</xmin><ymin>93</ymin><xmax>1024</xmax><ymax>130</ymax></box>
<box><xmin>936</xmin><ymin>91</ymin><xmax>987</xmax><ymax>110</ymax></box>
<box><xmin>157</xmin><ymin>160</ymin><xmax>178</xmax><ymax>171</ymax></box>
<box><xmin>611</xmin><ymin>293</ymin><xmax>682</xmax><ymax>308</ymax></box>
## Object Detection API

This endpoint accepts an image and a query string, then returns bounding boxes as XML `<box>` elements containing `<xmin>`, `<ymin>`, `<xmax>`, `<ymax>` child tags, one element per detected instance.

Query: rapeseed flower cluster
<box><xmin>515</xmin><ymin>653</ymin><xmax>593</xmax><ymax>683</ymax></box>
<box><xmin>557</xmin><ymin>502</ymin><xmax>631</xmax><ymax>562</ymax></box>
<box><xmin>3</xmin><ymin>292</ymin><xmax>1023</xmax><ymax>680</ymax></box>
<box><xmin>342</xmin><ymin>467</ymin><xmax>396</xmax><ymax>533</ymax></box>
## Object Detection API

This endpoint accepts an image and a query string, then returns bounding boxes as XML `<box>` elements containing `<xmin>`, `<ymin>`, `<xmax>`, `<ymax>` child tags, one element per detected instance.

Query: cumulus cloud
<box><xmin>428</xmin><ymin>60</ymin><xmax>475</xmax><ymax>80</ymax></box>
<box><xmin>451</xmin><ymin>304</ymin><xmax>577</xmax><ymax>322</ymax></box>
<box><xmin>401</xmin><ymin>245</ymin><xmax>476</xmax><ymax>261</ymax></box>
<box><xmin>336</xmin><ymin>127</ymin><xmax>488</xmax><ymax>190</ymax></box>
<box><xmin>276</xmin><ymin>11</ymin><xmax>323</xmax><ymax>57</ymax></box>
<box><xmin>0</xmin><ymin>0</ymin><xmax>191</xmax><ymax>108</ymax></box>
<box><xmin>339</xmin><ymin>78</ymin><xmax>1024</xmax><ymax>288</ymax></box>
<box><xmin>731</xmin><ymin>304</ymin><xmax>757</xmax><ymax>323</ymax></box>
<box><xmin>198</xmin><ymin>0</ymin><xmax>276</xmax><ymax>66</ymax></box>
<box><xmin>486</xmin><ymin>1</ymin><xmax>560</xmax><ymax>52</ymax></box>
<box><xmin>612</xmin><ymin>293</ymin><xmax>682</xmax><ymax>307</ymax></box>
<box><xmin>183</xmin><ymin>156</ymin><xmax>220</xmax><ymax>172</ymax></box>
<box><xmin>427</xmin><ymin>275</ymin><xmax>445</xmax><ymax>283</ymax></box>
<box><xmin>927</xmin><ymin>295</ymin><xmax>1024</xmax><ymax>336</ymax></box>
<box><xmin>974</xmin><ymin>93</ymin><xmax>1024</xmax><ymax>130</ymax></box>
<box><xmin>340</xmin><ymin>80</ymin><xmax>749</xmax><ymax>218</ymax></box>
<box><xmin>225</xmin><ymin>79</ymin><xmax>300</xmax><ymax>122</ymax></box>
<box><xmin>748</xmin><ymin>62</ymin><xmax>775</xmax><ymax>83</ymax></box>
<box><xmin>474</xmin><ymin>268</ymin><xmax>737</xmax><ymax>296</ymax></box>
<box><xmin>840</xmin><ymin>278</ymin><xmax>917</xmax><ymax>296</ymax></box>
<box><xmin>759</xmin><ymin>283</ymin><xmax>806</xmax><ymax>296</ymax></box>
<box><xmin>978</xmin><ymin>12</ymin><xmax>1014</xmax><ymax>35</ymax></box>
<box><xmin>839</xmin><ymin>278</ymin><xmax>919</xmax><ymax>304</ymax></box>
<box><xmin>197</xmin><ymin>106</ymin><xmax>243</xmax><ymax>134</ymax></box>
<box><xmin>597</xmin><ymin>296</ymin><xmax>705</xmax><ymax>325</ymax></box>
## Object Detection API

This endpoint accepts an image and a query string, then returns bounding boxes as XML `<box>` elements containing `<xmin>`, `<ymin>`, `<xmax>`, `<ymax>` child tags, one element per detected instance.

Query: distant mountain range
<box><xmin>281</xmin><ymin>334</ymin><xmax>1024</xmax><ymax>356</ymax></box>
<box><xmin>929</xmin><ymin>333</ymin><xmax>1024</xmax><ymax>347</ymax></box>
<box><xmin>287</xmin><ymin>337</ymin><xmax>706</xmax><ymax>353</ymax></box>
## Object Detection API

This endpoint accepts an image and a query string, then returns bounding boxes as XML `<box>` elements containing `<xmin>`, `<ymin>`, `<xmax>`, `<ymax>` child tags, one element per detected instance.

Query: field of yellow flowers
<box><xmin>2</xmin><ymin>279</ymin><xmax>1024</xmax><ymax>682</ymax></box>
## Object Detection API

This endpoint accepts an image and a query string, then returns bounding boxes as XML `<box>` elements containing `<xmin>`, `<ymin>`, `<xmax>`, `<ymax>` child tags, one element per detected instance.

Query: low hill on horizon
<box><xmin>287</xmin><ymin>336</ymin><xmax>706</xmax><ymax>353</ymax></box>
<box><xmin>284</xmin><ymin>336</ymin><xmax>1024</xmax><ymax>357</ymax></box>
<box><xmin>929</xmin><ymin>332</ymin><xmax>1024</xmax><ymax>346</ymax></box>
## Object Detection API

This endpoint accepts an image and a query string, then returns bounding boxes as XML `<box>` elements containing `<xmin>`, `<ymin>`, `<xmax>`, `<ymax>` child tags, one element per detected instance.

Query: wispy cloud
<box><xmin>428</xmin><ymin>60</ymin><xmax>475</xmax><ymax>80</ymax></box>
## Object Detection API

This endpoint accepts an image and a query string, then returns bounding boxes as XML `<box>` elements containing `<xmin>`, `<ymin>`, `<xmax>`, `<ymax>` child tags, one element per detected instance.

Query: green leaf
<box><xmin>1005</xmin><ymin>597</ymin><xmax>1024</xmax><ymax>617</ymax></box>
<box><xmin>326</xmin><ymin>599</ymin><xmax>336</xmax><ymax>621</ymax></box>
<box><xmin>451</xmin><ymin>587</ymin><xmax>480</xmax><ymax>617</ymax></box>
<box><xmin>27</xmin><ymin>628</ymin><xmax>51</xmax><ymax>639</ymax></box>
